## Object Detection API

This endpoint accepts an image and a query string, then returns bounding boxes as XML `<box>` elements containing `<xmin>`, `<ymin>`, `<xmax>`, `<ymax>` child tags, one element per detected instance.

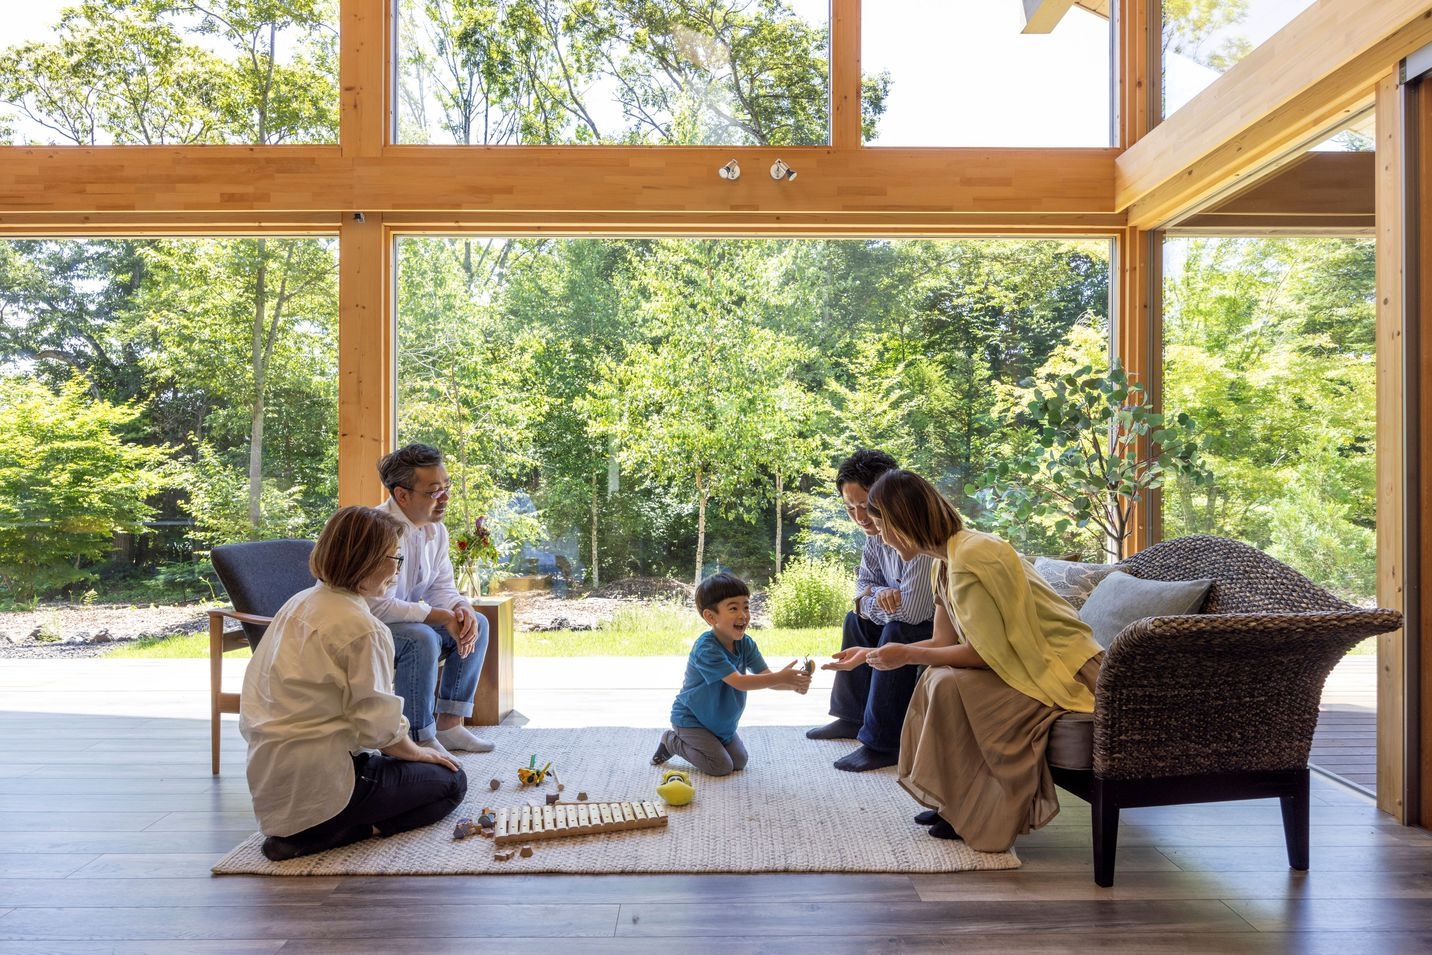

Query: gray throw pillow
<box><xmin>1078</xmin><ymin>571</ymin><xmax>1213</xmax><ymax>649</ymax></box>
<box><xmin>1033</xmin><ymin>556</ymin><xmax>1118</xmax><ymax>610</ymax></box>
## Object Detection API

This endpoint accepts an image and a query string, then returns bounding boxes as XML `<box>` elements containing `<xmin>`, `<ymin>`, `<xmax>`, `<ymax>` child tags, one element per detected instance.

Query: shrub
<box><xmin>768</xmin><ymin>556</ymin><xmax>851</xmax><ymax>629</ymax></box>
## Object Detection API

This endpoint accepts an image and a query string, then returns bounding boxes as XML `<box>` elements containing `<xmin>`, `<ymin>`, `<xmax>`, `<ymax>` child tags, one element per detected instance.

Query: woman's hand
<box><xmin>867</xmin><ymin>642</ymin><xmax>914</xmax><ymax>671</ymax></box>
<box><xmin>382</xmin><ymin>736</ymin><xmax>460</xmax><ymax>772</ymax></box>
<box><xmin>822</xmin><ymin>647</ymin><xmax>870</xmax><ymax>671</ymax></box>
<box><xmin>412</xmin><ymin>746</ymin><xmax>461</xmax><ymax>772</ymax></box>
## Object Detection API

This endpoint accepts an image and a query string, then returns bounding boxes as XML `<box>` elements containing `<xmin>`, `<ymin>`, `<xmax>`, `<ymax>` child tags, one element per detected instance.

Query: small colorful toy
<box><xmin>656</xmin><ymin>768</ymin><xmax>695</xmax><ymax>806</ymax></box>
<box><xmin>517</xmin><ymin>753</ymin><xmax>553</xmax><ymax>787</ymax></box>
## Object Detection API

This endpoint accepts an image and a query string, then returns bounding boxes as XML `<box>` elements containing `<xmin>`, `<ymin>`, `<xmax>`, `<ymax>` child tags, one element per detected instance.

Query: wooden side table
<box><xmin>467</xmin><ymin>594</ymin><xmax>515</xmax><ymax>726</ymax></box>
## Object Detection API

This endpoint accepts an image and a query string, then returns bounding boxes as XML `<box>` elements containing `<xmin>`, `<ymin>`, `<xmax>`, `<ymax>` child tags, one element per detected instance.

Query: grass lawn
<box><xmin>105</xmin><ymin>602</ymin><xmax>842</xmax><ymax>660</ymax></box>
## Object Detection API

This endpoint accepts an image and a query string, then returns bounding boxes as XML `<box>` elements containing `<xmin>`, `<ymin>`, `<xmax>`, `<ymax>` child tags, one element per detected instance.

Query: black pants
<box><xmin>829</xmin><ymin>611</ymin><xmax>933</xmax><ymax>753</ymax></box>
<box><xmin>277</xmin><ymin>752</ymin><xmax>467</xmax><ymax>858</ymax></box>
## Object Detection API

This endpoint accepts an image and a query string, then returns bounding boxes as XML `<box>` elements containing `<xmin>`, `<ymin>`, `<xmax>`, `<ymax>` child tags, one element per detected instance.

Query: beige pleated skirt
<box><xmin>897</xmin><ymin>655</ymin><xmax>1102</xmax><ymax>853</ymax></box>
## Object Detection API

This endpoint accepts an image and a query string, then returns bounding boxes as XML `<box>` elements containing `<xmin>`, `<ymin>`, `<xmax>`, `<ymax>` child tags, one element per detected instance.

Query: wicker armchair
<box><xmin>1047</xmin><ymin>535</ymin><xmax>1402</xmax><ymax>887</ymax></box>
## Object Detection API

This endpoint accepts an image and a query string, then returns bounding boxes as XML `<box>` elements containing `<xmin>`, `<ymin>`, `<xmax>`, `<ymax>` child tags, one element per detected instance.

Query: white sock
<box><xmin>418</xmin><ymin>736</ymin><xmax>456</xmax><ymax>761</ymax></box>
<box><xmin>436</xmin><ymin>724</ymin><xmax>495</xmax><ymax>753</ymax></box>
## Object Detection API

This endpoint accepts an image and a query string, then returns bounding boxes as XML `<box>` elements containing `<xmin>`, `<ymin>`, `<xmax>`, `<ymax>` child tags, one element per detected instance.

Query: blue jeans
<box><xmin>389</xmin><ymin>616</ymin><xmax>488</xmax><ymax>742</ymax></box>
<box><xmin>829</xmin><ymin>611</ymin><xmax>933</xmax><ymax>753</ymax></box>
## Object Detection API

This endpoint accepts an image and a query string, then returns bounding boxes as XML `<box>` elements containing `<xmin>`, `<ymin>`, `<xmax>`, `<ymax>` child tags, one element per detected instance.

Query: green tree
<box><xmin>0</xmin><ymin>376</ymin><xmax>170</xmax><ymax>604</ymax></box>
<box><xmin>972</xmin><ymin>361</ymin><xmax>1211</xmax><ymax>561</ymax></box>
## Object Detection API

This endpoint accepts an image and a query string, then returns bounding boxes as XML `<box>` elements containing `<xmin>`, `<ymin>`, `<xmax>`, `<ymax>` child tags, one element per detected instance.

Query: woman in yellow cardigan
<box><xmin>863</xmin><ymin>469</ymin><xmax>1103</xmax><ymax>851</ymax></box>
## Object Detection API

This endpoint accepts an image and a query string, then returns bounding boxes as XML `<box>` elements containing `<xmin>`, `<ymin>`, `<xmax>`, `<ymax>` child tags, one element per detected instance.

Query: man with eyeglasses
<box><xmin>369</xmin><ymin>443</ymin><xmax>493</xmax><ymax>760</ymax></box>
<box><xmin>808</xmin><ymin>449</ymin><xmax>935</xmax><ymax>772</ymax></box>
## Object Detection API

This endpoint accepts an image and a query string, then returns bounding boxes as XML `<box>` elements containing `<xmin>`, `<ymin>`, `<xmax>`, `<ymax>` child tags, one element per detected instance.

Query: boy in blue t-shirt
<box><xmin>651</xmin><ymin>572</ymin><xmax>812</xmax><ymax>776</ymax></box>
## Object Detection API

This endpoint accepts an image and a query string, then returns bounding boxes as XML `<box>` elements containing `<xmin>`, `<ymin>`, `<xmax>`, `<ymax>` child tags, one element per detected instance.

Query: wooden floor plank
<box><xmin>0</xmin><ymin>904</ymin><xmax>623</xmax><ymax>941</ymax></box>
<box><xmin>610</xmin><ymin>899</ymin><xmax>1256</xmax><ymax>937</ymax></box>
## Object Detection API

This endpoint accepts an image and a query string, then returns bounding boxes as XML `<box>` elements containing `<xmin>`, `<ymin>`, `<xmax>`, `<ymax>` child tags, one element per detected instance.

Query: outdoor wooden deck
<box><xmin>1311</xmin><ymin>655</ymin><xmax>1377</xmax><ymax>793</ymax></box>
<box><xmin>0</xmin><ymin>654</ymin><xmax>1420</xmax><ymax>954</ymax></box>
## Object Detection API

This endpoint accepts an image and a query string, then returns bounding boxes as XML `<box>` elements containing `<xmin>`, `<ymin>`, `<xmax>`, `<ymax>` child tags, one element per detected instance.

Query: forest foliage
<box><xmin>0</xmin><ymin>1</ymin><xmax>1379</xmax><ymax>607</ymax></box>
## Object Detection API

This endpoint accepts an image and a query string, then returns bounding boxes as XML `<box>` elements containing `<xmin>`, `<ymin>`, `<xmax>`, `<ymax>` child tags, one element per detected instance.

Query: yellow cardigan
<box><xmin>939</xmin><ymin>530</ymin><xmax>1102</xmax><ymax>712</ymax></box>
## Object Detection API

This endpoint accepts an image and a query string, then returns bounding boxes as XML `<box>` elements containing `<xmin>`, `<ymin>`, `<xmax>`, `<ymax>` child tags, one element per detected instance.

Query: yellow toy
<box><xmin>656</xmin><ymin>769</ymin><xmax>695</xmax><ymax>806</ymax></box>
<box><xmin>516</xmin><ymin>753</ymin><xmax>552</xmax><ymax>787</ymax></box>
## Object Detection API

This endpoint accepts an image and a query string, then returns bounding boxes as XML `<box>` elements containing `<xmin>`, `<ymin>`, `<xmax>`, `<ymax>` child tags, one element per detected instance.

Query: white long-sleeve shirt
<box><xmin>365</xmin><ymin>497</ymin><xmax>471</xmax><ymax>624</ymax></box>
<box><xmin>854</xmin><ymin>535</ymin><xmax>936</xmax><ymax>625</ymax></box>
<box><xmin>239</xmin><ymin>583</ymin><xmax>410</xmax><ymax>837</ymax></box>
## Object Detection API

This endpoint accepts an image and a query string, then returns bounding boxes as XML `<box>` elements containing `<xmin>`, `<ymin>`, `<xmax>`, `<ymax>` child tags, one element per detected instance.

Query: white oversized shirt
<box><xmin>240</xmin><ymin>582</ymin><xmax>410</xmax><ymax>836</ymax></box>
<box><xmin>365</xmin><ymin>497</ymin><xmax>471</xmax><ymax>624</ymax></box>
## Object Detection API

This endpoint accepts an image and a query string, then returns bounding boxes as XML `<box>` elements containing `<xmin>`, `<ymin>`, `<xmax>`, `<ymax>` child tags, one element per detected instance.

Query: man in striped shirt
<box><xmin>808</xmin><ymin>450</ymin><xmax>936</xmax><ymax>772</ymax></box>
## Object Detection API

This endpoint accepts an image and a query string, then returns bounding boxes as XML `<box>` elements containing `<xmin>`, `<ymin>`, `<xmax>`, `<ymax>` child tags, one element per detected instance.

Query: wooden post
<box><xmin>1374</xmin><ymin>69</ymin><xmax>1408</xmax><ymax>823</ymax></box>
<box><xmin>1115</xmin><ymin>225</ymin><xmax>1159</xmax><ymax>557</ymax></box>
<box><xmin>830</xmin><ymin>0</ymin><xmax>861</xmax><ymax>150</ymax></box>
<box><xmin>468</xmin><ymin>594</ymin><xmax>516</xmax><ymax>726</ymax></box>
<box><xmin>337</xmin><ymin>212</ymin><xmax>393</xmax><ymax>507</ymax></box>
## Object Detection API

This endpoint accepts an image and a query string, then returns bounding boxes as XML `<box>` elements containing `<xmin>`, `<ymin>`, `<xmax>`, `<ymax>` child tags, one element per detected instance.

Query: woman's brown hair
<box><xmin>309</xmin><ymin>506</ymin><xmax>406</xmax><ymax>592</ymax></box>
<box><xmin>866</xmin><ymin>469</ymin><xmax>963</xmax><ymax>554</ymax></box>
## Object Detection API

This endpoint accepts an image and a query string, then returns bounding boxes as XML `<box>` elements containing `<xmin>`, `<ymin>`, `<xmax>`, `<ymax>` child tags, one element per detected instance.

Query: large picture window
<box><xmin>0</xmin><ymin>0</ymin><xmax>339</xmax><ymax>146</ymax></box>
<box><xmin>395</xmin><ymin>235</ymin><xmax>1112</xmax><ymax>598</ymax></box>
<box><xmin>396</xmin><ymin>0</ymin><xmax>836</xmax><ymax>145</ymax></box>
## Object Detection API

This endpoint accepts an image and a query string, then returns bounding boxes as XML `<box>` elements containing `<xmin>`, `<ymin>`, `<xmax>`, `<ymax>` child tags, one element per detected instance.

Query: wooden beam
<box><xmin>340</xmin><ymin>0</ymin><xmax>389</xmax><ymax>157</ymax></box>
<box><xmin>337</xmin><ymin>212</ymin><xmax>392</xmax><ymax>508</ymax></box>
<box><xmin>1021</xmin><ymin>0</ymin><xmax>1078</xmax><ymax>35</ymax></box>
<box><xmin>830</xmin><ymin>0</ymin><xmax>861</xmax><ymax>149</ymax></box>
<box><xmin>0</xmin><ymin>146</ymin><xmax>1119</xmax><ymax>222</ymax></box>
<box><xmin>1175</xmin><ymin>152</ymin><xmax>1375</xmax><ymax>233</ymax></box>
<box><xmin>1374</xmin><ymin>70</ymin><xmax>1407</xmax><ymax>824</ymax></box>
<box><xmin>1117</xmin><ymin>0</ymin><xmax>1432</xmax><ymax>228</ymax></box>
<box><xmin>0</xmin><ymin>212</ymin><xmax>341</xmax><ymax>235</ymax></box>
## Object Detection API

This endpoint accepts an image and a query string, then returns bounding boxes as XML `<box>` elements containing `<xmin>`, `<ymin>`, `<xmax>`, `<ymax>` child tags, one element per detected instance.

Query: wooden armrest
<box><xmin>207</xmin><ymin>608</ymin><xmax>274</xmax><ymax>627</ymax></box>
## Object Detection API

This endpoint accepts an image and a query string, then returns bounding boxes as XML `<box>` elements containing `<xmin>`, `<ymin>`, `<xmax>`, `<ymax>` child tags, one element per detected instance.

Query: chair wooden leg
<box><xmin>1091</xmin><ymin>779</ymin><xmax>1119</xmax><ymax>887</ymax></box>
<box><xmin>1280</xmin><ymin>768</ymin><xmax>1311</xmax><ymax>870</ymax></box>
<box><xmin>209</xmin><ymin>613</ymin><xmax>223</xmax><ymax>776</ymax></box>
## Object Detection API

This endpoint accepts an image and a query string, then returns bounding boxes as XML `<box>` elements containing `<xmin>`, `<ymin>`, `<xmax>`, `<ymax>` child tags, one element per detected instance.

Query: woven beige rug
<box><xmin>212</xmin><ymin>724</ymin><xmax>1019</xmax><ymax>875</ymax></box>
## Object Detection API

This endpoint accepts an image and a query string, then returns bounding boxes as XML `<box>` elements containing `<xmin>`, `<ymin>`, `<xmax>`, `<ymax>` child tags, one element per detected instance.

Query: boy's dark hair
<box><xmin>835</xmin><ymin>449</ymin><xmax>899</xmax><ymax>493</ymax></box>
<box><xmin>377</xmin><ymin>443</ymin><xmax>444</xmax><ymax>492</ymax></box>
<box><xmin>695</xmin><ymin>572</ymin><xmax>750</xmax><ymax>615</ymax></box>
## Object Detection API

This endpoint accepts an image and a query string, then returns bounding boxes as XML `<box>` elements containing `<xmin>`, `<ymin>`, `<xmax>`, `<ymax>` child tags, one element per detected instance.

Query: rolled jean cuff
<box><xmin>436</xmin><ymin>698</ymin><xmax>475</xmax><ymax>719</ymax></box>
<box><xmin>411</xmin><ymin>720</ymin><xmax>437</xmax><ymax>743</ymax></box>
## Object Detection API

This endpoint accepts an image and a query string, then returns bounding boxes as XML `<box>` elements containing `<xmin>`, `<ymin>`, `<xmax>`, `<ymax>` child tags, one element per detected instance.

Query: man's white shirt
<box><xmin>365</xmin><ymin>497</ymin><xmax>471</xmax><ymax>624</ymax></box>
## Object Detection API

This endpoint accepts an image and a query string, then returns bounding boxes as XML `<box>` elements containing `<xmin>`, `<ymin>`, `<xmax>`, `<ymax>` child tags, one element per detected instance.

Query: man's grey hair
<box><xmin>377</xmin><ymin>443</ymin><xmax>444</xmax><ymax>492</ymax></box>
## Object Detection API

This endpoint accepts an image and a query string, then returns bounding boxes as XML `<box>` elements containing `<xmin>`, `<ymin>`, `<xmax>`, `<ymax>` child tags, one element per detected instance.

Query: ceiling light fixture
<box><xmin>717</xmin><ymin>159</ymin><xmax>741</xmax><ymax>180</ymax></box>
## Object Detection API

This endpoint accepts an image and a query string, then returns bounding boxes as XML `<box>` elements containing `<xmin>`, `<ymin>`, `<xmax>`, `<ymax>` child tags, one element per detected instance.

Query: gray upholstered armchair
<box><xmin>207</xmin><ymin>539</ymin><xmax>316</xmax><ymax>775</ymax></box>
<box><xmin>1045</xmin><ymin>535</ymin><xmax>1401</xmax><ymax>887</ymax></box>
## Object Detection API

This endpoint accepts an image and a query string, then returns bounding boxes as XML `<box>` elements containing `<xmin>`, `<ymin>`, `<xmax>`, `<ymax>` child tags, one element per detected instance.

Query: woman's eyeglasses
<box><xmin>385</xmin><ymin>554</ymin><xmax>405</xmax><ymax>568</ymax></box>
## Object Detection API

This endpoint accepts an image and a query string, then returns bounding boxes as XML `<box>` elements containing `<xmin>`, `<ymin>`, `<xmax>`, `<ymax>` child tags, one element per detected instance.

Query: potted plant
<box><xmin>968</xmin><ymin>361</ymin><xmax>1212</xmax><ymax>561</ymax></box>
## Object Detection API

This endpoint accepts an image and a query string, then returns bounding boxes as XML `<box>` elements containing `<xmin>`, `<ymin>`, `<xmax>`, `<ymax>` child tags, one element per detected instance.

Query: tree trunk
<box><xmin>247</xmin><ymin>241</ymin><xmax>268</xmax><ymax>534</ymax></box>
<box><xmin>774</xmin><ymin>470</ymin><xmax>784</xmax><ymax>575</ymax></box>
<box><xmin>590</xmin><ymin>470</ymin><xmax>600</xmax><ymax>588</ymax></box>
<box><xmin>694</xmin><ymin>470</ymin><xmax>708</xmax><ymax>591</ymax></box>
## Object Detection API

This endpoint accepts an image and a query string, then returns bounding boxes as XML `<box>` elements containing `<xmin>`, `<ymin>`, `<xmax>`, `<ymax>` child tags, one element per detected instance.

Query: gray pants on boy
<box><xmin>661</xmin><ymin>726</ymin><xmax>749</xmax><ymax>777</ymax></box>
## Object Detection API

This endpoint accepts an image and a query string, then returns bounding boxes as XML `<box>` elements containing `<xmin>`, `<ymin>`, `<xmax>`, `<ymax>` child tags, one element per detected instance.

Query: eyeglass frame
<box><xmin>400</xmin><ymin>483</ymin><xmax>452</xmax><ymax>501</ymax></box>
<box><xmin>385</xmin><ymin>554</ymin><xmax>405</xmax><ymax>568</ymax></box>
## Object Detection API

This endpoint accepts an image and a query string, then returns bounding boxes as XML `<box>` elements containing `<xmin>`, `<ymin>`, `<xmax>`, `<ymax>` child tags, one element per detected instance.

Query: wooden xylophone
<box><xmin>491</xmin><ymin>800</ymin><xmax>668</xmax><ymax>846</ymax></box>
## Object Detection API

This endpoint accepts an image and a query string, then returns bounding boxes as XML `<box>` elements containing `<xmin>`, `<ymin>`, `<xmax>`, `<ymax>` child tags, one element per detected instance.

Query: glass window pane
<box><xmin>0</xmin><ymin>237</ymin><xmax>338</xmax><ymax>606</ymax></box>
<box><xmin>0</xmin><ymin>0</ymin><xmax>338</xmax><ymax>145</ymax></box>
<box><xmin>1161</xmin><ymin>235</ymin><xmax>1376</xmax><ymax>602</ymax></box>
<box><xmin>395</xmin><ymin>235</ymin><xmax>1112</xmax><ymax>605</ymax></box>
<box><xmin>862</xmin><ymin>1</ymin><xmax>1111</xmax><ymax>147</ymax></box>
<box><xmin>397</xmin><ymin>0</ymin><xmax>831</xmax><ymax>145</ymax></box>
<box><xmin>1163</xmin><ymin>0</ymin><xmax>1316</xmax><ymax>118</ymax></box>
